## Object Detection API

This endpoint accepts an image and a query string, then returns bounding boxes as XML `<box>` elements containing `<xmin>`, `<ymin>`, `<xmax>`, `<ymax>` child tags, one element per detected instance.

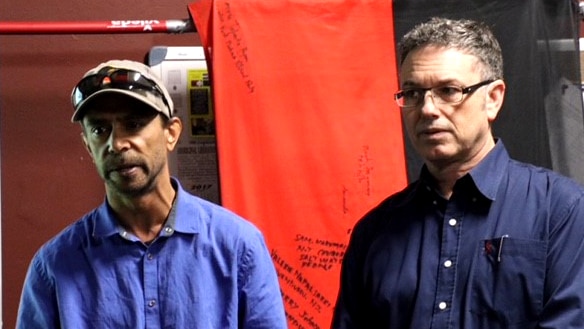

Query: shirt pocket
<box><xmin>470</xmin><ymin>237</ymin><xmax>546</xmax><ymax>327</ymax></box>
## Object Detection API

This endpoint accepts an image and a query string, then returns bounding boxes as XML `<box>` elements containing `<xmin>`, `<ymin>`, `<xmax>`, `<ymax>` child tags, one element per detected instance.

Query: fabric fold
<box><xmin>189</xmin><ymin>1</ymin><xmax>407</xmax><ymax>326</ymax></box>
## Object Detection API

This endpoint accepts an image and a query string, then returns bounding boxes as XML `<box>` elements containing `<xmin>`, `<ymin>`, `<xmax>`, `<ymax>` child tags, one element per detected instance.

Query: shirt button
<box><xmin>148</xmin><ymin>299</ymin><xmax>156</xmax><ymax>307</ymax></box>
<box><xmin>438</xmin><ymin>302</ymin><xmax>447</xmax><ymax>310</ymax></box>
<box><xmin>432</xmin><ymin>200</ymin><xmax>438</xmax><ymax>206</ymax></box>
<box><xmin>147</xmin><ymin>253</ymin><xmax>154</xmax><ymax>260</ymax></box>
<box><xmin>164</xmin><ymin>226</ymin><xmax>174</xmax><ymax>234</ymax></box>
<box><xmin>448</xmin><ymin>218</ymin><xmax>457</xmax><ymax>226</ymax></box>
<box><xmin>444</xmin><ymin>260</ymin><xmax>453</xmax><ymax>268</ymax></box>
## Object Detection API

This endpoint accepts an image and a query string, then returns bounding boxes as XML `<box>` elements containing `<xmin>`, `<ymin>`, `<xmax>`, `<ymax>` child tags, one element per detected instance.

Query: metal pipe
<box><xmin>0</xmin><ymin>19</ymin><xmax>196</xmax><ymax>35</ymax></box>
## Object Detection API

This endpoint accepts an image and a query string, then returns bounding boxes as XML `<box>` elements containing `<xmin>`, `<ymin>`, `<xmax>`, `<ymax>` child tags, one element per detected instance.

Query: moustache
<box><xmin>415</xmin><ymin>122</ymin><xmax>451</xmax><ymax>135</ymax></box>
<box><xmin>103</xmin><ymin>155</ymin><xmax>145</xmax><ymax>173</ymax></box>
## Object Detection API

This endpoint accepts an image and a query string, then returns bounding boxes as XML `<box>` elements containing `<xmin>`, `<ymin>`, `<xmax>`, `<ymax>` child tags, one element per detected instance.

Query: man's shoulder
<box><xmin>508</xmin><ymin>159</ymin><xmax>584</xmax><ymax>193</ymax></box>
<box><xmin>32</xmin><ymin>208</ymin><xmax>98</xmax><ymax>265</ymax></box>
<box><xmin>505</xmin><ymin>159</ymin><xmax>584</xmax><ymax>216</ymax></box>
<box><xmin>368</xmin><ymin>182</ymin><xmax>419</xmax><ymax>214</ymax></box>
<box><xmin>180</xmin><ymin>192</ymin><xmax>264</xmax><ymax>240</ymax></box>
<box><xmin>351</xmin><ymin>182</ymin><xmax>418</xmax><ymax>235</ymax></box>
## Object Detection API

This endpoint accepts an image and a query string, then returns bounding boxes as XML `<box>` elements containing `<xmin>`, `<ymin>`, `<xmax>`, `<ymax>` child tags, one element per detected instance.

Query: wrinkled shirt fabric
<box><xmin>332</xmin><ymin>140</ymin><xmax>584</xmax><ymax>329</ymax></box>
<box><xmin>17</xmin><ymin>178</ymin><xmax>287</xmax><ymax>329</ymax></box>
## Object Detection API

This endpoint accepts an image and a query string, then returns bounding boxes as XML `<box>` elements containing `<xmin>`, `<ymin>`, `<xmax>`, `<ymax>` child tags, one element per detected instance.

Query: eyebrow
<box><xmin>401</xmin><ymin>79</ymin><xmax>461</xmax><ymax>88</ymax></box>
<box><xmin>83</xmin><ymin>117</ymin><xmax>108</xmax><ymax>126</ymax></box>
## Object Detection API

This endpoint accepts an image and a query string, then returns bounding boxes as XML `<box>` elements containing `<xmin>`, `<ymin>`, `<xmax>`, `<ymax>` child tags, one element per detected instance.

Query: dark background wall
<box><xmin>0</xmin><ymin>1</ymin><xmax>199</xmax><ymax>327</ymax></box>
<box><xmin>394</xmin><ymin>0</ymin><xmax>584</xmax><ymax>184</ymax></box>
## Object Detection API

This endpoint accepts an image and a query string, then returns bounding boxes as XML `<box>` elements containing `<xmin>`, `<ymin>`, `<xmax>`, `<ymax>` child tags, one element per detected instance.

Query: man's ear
<box><xmin>165</xmin><ymin>117</ymin><xmax>183</xmax><ymax>151</ymax></box>
<box><xmin>486</xmin><ymin>79</ymin><xmax>506</xmax><ymax>122</ymax></box>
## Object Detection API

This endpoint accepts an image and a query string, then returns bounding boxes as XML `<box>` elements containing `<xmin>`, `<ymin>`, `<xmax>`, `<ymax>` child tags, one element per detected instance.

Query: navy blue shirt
<box><xmin>332</xmin><ymin>141</ymin><xmax>584</xmax><ymax>329</ymax></box>
<box><xmin>17</xmin><ymin>178</ymin><xmax>287</xmax><ymax>329</ymax></box>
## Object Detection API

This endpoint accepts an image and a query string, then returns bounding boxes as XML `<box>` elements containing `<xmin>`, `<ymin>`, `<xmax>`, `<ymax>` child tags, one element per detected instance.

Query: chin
<box><xmin>421</xmin><ymin>147</ymin><xmax>455</xmax><ymax>163</ymax></box>
<box><xmin>107</xmin><ymin>178</ymin><xmax>152</xmax><ymax>197</ymax></box>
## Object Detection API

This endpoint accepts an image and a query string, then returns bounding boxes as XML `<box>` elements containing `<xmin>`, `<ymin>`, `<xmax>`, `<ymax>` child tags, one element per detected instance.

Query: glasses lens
<box><xmin>72</xmin><ymin>69</ymin><xmax>165</xmax><ymax>109</ymax></box>
<box><xmin>432</xmin><ymin>86</ymin><xmax>463</xmax><ymax>104</ymax></box>
<box><xmin>395</xmin><ymin>89</ymin><xmax>421</xmax><ymax>108</ymax></box>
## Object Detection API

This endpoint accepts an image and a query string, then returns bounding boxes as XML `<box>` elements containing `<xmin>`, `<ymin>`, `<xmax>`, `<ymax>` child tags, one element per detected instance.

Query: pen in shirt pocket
<box><xmin>497</xmin><ymin>234</ymin><xmax>509</xmax><ymax>263</ymax></box>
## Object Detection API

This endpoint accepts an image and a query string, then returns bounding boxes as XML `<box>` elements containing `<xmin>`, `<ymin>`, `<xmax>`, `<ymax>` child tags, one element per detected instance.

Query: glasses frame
<box><xmin>394</xmin><ymin>79</ymin><xmax>496</xmax><ymax>108</ymax></box>
<box><xmin>72</xmin><ymin>68</ymin><xmax>171</xmax><ymax>112</ymax></box>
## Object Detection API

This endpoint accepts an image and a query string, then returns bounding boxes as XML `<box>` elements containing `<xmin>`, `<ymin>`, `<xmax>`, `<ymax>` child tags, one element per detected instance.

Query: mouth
<box><xmin>114</xmin><ymin>166</ymin><xmax>138</xmax><ymax>175</ymax></box>
<box><xmin>418</xmin><ymin>127</ymin><xmax>448</xmax><ymax>137</ymax></box>
<box><xmin>107</xmin><ymin>163</ymin><xmax>142</xmax><ymax>177</ymax></box>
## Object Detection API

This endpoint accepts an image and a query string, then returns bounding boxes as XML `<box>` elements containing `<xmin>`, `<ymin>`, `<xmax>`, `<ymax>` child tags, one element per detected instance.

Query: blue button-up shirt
<box><xmin>17</xmin><ymin>179</ymin><xmax>287</xmax><ymax>329</ymax></box>
<box><xmin>332</xmin><ymin>140</ymin><xmax>584</xmax><ymax>329</ymax></box>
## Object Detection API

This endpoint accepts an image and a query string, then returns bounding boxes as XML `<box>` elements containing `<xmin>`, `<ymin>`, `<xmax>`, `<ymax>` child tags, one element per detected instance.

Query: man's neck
<box><xmin>426</xmin><ymin>139</ymin><xmax>496</xmax><ymax>199</ymax></box>
<box><xmin>107</xmin><ymin>178</ymin><xmax>176</xmax><ymax>243</ymax></box>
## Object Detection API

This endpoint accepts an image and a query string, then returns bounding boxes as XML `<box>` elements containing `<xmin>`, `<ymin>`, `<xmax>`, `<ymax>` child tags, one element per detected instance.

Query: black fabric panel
<box><xmin>393</xmin><ymin>0</ymin><xmax>584</xmax><ymax>184</ymax></box>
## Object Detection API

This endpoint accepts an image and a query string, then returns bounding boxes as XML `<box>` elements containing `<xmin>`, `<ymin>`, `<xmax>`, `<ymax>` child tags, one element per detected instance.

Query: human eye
<box><xmin>124</xmin><ymin>117</ymin><xmax>150</xmax><ymax>132</ymax></box>
<box><xmin>401</xmin><ymin>89</ymin><xmax>422</xmax><ymax>100</ymax></box>
<box><xmin>433</xmin><ymin>86</ymin><xmax>462</xmax><ymax>102</ymax></box>
<box><xmin>435</xmin><ymin>86</ymin><xmax>461</xmax><ymax>96</ymax></box>
<box><xmin>89</xmin><ymin>125</ymin><xmax>110</xmax><ymax>137</ymax></box>
<box><xmin>125</xmin><ymin>120</ymin><xmax>144</xmax><ymax>131</ymax></box>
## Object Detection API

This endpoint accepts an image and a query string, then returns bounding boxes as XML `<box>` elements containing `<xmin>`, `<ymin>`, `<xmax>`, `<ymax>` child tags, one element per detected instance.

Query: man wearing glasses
<box><xmin>16</xmin><ymin>60</ymin><xmax>287</xmax><ymax>329</ymax></box>
<box><xmin>332</xmin><ymin>17</ymin><xmax>584</xmax><ymax>328</ymax></box>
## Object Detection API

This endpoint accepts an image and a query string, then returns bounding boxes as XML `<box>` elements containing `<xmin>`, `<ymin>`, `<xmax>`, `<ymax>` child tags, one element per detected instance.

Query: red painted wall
<box><xmin>0</xmin><ymin>1</ymin><xmax>200</xmax><ymax>327</ymax></box>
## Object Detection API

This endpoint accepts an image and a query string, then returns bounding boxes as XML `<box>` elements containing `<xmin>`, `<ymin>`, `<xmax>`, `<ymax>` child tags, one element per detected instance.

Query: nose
<box><xmin>106</xmin><ymin>126</ymin><xmax>130</xmax><ymax>154</ymax></box>
<box><xmin>419</xmin><ymin>89</ymin><xmax>440</xmax><ymax>116</ymax></box>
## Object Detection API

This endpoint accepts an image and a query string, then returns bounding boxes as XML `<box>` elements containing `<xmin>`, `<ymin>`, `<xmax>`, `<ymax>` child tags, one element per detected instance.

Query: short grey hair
<box><xmin>397</xmin><ymin>17</ymin><xmax>504</xmax><ymax>80</ymax></box>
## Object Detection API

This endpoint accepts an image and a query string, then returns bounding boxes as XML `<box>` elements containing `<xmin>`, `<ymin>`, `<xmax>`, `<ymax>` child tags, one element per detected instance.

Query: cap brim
<box><xmin>71</xmin><ymin>88</ymin><xmax>169</xmax><ymax>122</ymax></box>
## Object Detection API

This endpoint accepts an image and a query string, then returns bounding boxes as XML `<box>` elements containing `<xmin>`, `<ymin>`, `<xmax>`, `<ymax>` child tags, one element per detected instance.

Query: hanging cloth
<box><xmin>189</xmin><ymin>1</ymin><xmax>407</xmax><ymax>326</ymax></box>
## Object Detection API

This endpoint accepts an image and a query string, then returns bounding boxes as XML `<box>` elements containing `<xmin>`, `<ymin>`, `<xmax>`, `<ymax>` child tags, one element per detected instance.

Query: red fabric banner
<box><xmin>189</xmin><ymin>1</ymin><xmax>407</xmax><ymax>327</ymax></box>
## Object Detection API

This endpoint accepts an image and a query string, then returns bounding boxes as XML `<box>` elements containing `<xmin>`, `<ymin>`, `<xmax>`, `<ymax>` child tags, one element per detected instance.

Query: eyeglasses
<box><xmin>71</xmin><ymin>68</ymin><xmax>170</xmax><ymax>111</ymax></box>
<box><xmin>394</xmin><ymin>79</ymin><xmax>495</xmax><ymax>108</ymax></box>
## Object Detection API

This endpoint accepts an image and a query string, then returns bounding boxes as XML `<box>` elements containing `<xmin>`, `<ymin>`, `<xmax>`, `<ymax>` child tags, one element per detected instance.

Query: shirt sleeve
<box><xmin>237</xmin><ymin>230</ymin><xmax>288</xmax><ymax>329</ymax></box>
<box><xmin>16</xmin><ymin>254</ymin><xmax>59</xmax><ymax>329</ymax></box>
<box><xmin>330</xmin><ymin>244</ymin><xmax>359</xmax><ymax>328</ymax></box>
<box><xmin>330</xmin><ymin>220</ymin><xmax>371</xmax><ymax>329</ymax></box>
<box><xmin>539</xmin><ymin>189</ymin><xmax>584</xmax><ymax>328</ymax></box>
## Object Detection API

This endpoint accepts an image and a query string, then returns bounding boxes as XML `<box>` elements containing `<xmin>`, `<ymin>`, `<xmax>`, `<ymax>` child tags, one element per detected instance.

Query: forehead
<box><xmin>399</xmin><ymin>46</ymin><xmax>480</xmax><ymax>85</ymax></box>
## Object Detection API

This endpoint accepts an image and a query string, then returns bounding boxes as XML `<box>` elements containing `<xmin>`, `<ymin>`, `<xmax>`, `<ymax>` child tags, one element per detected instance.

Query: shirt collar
<box><xmin>467</xmin><ymin>139</ymin><xmax>509</xmax><ymax>201</ymax></box>
<box><xmin>169</xmin><ymin>177</ymin><xmax>203</xmax><ymax>234</ymax></box>
<box><xmin>92</xmin><ymin>177</ymin><xmax>203</xmax><ymax>239</ymax></box>
<box><xmin>415</xmin><ymin>139</ymin><xmax>509</xmax><ymax>201</ymax></box>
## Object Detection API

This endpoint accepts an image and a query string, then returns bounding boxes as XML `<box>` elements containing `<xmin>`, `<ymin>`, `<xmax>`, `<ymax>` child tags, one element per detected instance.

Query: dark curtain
<box><xmin>393</xmin><ymin>0</ymin><xmax>584</xmax><ymax>184</ymax></box>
